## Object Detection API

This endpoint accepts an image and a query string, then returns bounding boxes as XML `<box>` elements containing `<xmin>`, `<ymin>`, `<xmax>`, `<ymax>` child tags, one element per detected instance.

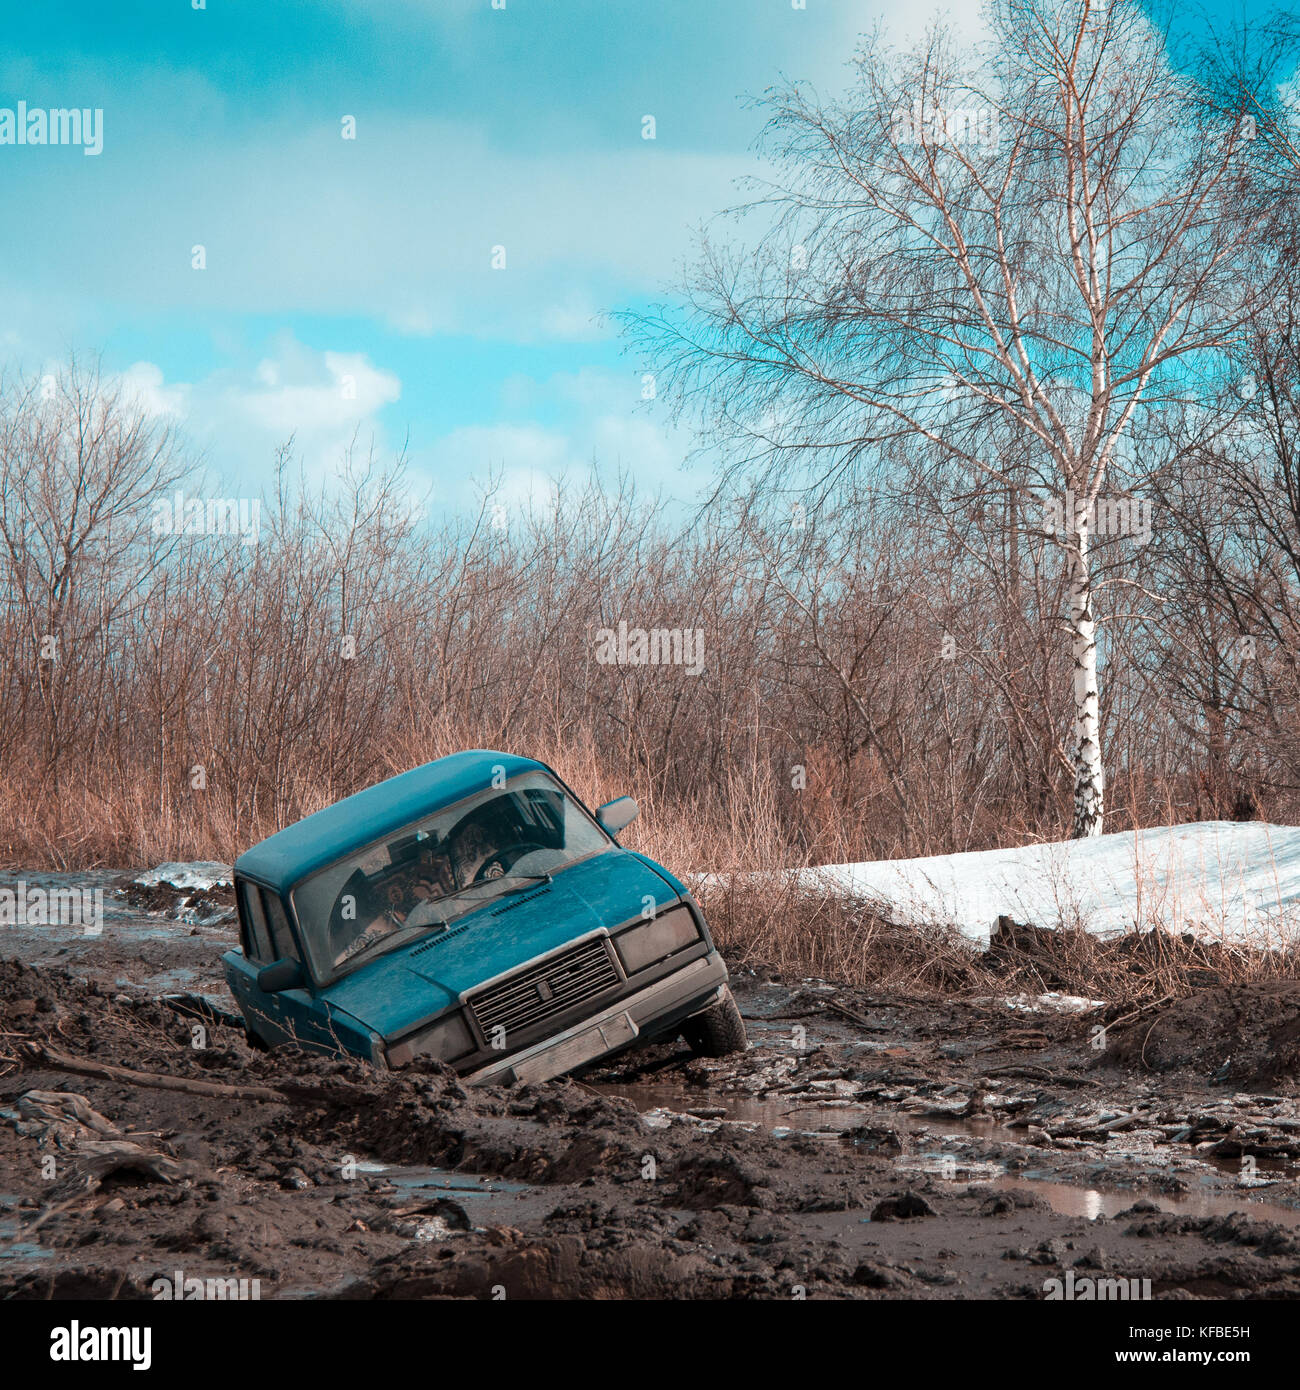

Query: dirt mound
<box><xmin>984</xmin><ymin>917</ymin><xmax>1256</xmax><ymax>997</ymax></box>
<box><xmin>352</xmin><ymin>1229</ymin><xmax>760</xmax><ymax>1299</ymax></box>
<box><xmin>115</xmin><ymin>872</ymin><xmax>235</xmax><ymax>923</ymax></box>
<box><xmin>0</xmin><ymin>960</ymin><xmax>742</xmax><ymax>1195</ymax></box>
<box><xmin>1103</xmin><ymin>981</ymin><xmax>1300</xmax><ymax>1087</ymax></box>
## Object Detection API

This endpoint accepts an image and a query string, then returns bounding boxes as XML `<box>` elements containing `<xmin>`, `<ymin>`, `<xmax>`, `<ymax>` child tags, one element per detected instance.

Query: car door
<box><xmin>230</xmin><ymin>880</ymin><xmax>296</xmax><ymax>1048</ymax></box>
<box><xmin>232</xmin><ymin>882</ymin><xmax>331</xmax><ymax>1053</ymax></box>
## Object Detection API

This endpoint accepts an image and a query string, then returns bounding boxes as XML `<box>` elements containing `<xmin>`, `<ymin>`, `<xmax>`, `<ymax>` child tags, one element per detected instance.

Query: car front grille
<box><xmin>468</xmin><ymin>937</ymin><xmax>621</xmax><ymax>1040</ymax></box>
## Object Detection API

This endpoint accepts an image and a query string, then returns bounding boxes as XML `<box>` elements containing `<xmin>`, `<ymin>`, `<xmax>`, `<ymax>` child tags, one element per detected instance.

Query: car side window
<box><xmin>262</xmin><ymin>890</ymin><xmax>300</xmax><ymax>963</ymax></box>
<box><xmin>239</xmin><ymin>881</ymin><xmax>273</xmax><ymax>963</ymax></box>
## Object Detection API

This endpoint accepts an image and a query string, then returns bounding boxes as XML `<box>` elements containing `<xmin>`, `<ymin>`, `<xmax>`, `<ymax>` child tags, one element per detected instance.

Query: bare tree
<box><xmin>629</xmin><ymin>0</ymin><xmax>1273</xmax><ymax>836</ymax></box>
<box><xmin>0</xmin><ymin>361</ymin><xmax>185</xmax><ymax>807</ymax></box>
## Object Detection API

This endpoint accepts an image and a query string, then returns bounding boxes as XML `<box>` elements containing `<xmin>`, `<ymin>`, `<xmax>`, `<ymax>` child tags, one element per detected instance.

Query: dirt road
<box><xmin>3</xmin><ymin>873</ymin><xmax>1300</xmax><ymax>1300</ymax></box>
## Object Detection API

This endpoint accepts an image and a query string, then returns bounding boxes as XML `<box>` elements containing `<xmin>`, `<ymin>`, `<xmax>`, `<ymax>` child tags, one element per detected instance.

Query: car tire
<box><xmin>244</xmin><ymin>1027</ymin><xmax>268</xmax><ymax>1052</ymax></box>
<box><xmin>681</xmin><ymin>985</ymin><xmax>747</xmax><ymax>1057</ymax></box>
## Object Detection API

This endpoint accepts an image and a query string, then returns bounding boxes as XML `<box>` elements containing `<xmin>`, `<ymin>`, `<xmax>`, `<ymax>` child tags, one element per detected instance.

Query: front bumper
<box><xmin>464</xmin><ymin>949</ymin><xmax>728</xmax><ymax>1087</ymax></box>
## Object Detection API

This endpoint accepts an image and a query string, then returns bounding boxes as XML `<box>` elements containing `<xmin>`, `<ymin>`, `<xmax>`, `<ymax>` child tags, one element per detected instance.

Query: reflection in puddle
<box><xmin>982</xmin><ymin>1173</ymin><xmax>1300</xmax><ymax>1227</ymax></box>
<box><xmin>900</xmin><ymin>1144</ymin><xmax>1300</xmax><ymax>1226</ymax></box>
<box><xmin>597</xmin><ymin>1081</ymin><xmax>1300</xmax><ymax>1230</ymax></box>
<box><xmin>354</xmin><ymin>1161</ymin><xmax>528</xmax><ymax>1197</ymax></box>
<box><xmin>597</xmin><ymin>1081</ymin><xmax>870</xmax><ymax>1135</ymax></box>
<box><xmin>353</xmin><ymin>1161</ymin><xmax>552</xmax><ymax>1230</ymax></box>
<box><xmin>897</xmin><ymin>1152</ymin><xmax>1005</xmax><ymax>1182</ymax></box>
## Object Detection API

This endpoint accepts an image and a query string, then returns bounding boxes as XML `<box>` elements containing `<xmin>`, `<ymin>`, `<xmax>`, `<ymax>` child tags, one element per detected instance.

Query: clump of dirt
<box><xmin>870</xmin><ymin>1191</ymin><xmax>936</xmax><ymax>1221</ymax></box>
<box><xmin>350</xmin><ymin>1228</ymin><xmax>763</xmax><ymax>1300</ymax></box>
<box><xmin>984</xmin><ymin>917</ymin><xmax>1265</xmax><ymax>1000</ymax></box>
<box><xmin>115</xmin><ymin>874</ymin><xmax>235</xmax><ymax>920</ymax></box>
<box><xmin>669</xmin><ymin>1152</ymin><xmax>770</xmax><ymax>1210</ymax></box>
<box><xmin>1103</xmin><ymin>980</ymin><xmax>1300</xmax><ymax>1086</ymax></box>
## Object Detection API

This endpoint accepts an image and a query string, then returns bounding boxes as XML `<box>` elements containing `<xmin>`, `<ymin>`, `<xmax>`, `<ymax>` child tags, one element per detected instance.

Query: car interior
<box><xmin>324</xmin><ymin>785</ymin><xmax>571</xmax><ymax>967</ymax></box>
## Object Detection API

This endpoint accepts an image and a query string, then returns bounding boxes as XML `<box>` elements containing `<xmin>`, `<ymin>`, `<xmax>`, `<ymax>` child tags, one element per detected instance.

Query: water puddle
<box><xmin>597</xmin><ymin>1080</ymin><xmax>1004</xmax><ymax>1140</ymax></box>
<box><xmin>0</xmin><ymin>869</ymin><xmax>238</xmax><ymax>1012</ymax></box>
<box><xmin>353</xmin><ymin>1162</ymin><xmax>551</xmax><ymax>1226</ymax></box>
<box><xmin>354</xmin><ymin>1161</ymin><xmax>528</xmax><ymax>1197</ymax></box>
<box><xmin>597</xmin><ymin>1080</ymin><xmax>1300</xmax><ymax>1230</ymax></box>
<box><xmin>0</xmin><ymin>1210</ymin><xmax>52</xmax><ymax>1263</ymax></box>
<box><xmin>896</xmin><ymin>1141</ymin><xmax>1300</xmax><ymax>1225</ymax></box>
<box><xmin>596</xmin><ymin>1080</ymin><xmax>878</xmax><ymax>1135</ymax></box>
<box><xmin>980</xmin><ymin>1172</ymin><xmax>1300</xmax><ymax>1226</ymax></box>
<box><xmin>0</xmin><ymin>871</ymin><xmax>207</xmax><ymax>941</ymax></box>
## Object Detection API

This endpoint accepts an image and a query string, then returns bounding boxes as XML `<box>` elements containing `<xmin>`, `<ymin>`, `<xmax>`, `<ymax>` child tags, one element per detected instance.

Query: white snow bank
<box><xmin>800</xmin><ymin>821</ymin><xmax>1300</xmax><ymax>946</ymax></box>
<box><xmin>132</xmin><ymin>862</ymin><xmax>233</xmax><ymax>892</ymax></box>
<box><xmin>970</xmin><ymin>992</ymin><xmax>1107</xmax><ymax>1014</ymax></box>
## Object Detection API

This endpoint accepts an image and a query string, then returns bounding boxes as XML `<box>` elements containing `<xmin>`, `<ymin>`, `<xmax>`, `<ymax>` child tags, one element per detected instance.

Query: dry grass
<box><xmin>697</xmin><ymin>874</ymin><xmax>988</xmax><ymax>995</ymax></box>
<box><xmin>0</xmin><ymin>720</ymin><xmax>865</xmax><ymax>873</ymax></box>
<box><xmin>696</xmin><ymin>875</ymin><xmax>1300</xmax><ymax>1006</ymax></box>
<box><xmin>981</xmin><ymin>917</ymin><xmax>1300</xmax><ymax>1006</ymax></box>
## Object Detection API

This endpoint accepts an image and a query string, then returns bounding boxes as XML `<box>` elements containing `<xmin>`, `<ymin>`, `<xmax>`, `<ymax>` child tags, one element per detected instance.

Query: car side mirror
<box><xmin>596</xmin><ymin>796</ymin><xmax>639</xmax><ymax>837</ymax></box>
<box><xmin>257</xmin><ymin>958</ymin><xmax>305</xmax><ymax>993</ymax></box>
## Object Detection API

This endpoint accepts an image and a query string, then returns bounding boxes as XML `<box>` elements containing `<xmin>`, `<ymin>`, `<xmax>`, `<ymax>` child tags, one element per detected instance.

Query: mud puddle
<box><xmin>355</xmin><ymin>1162</ymin><xmax>553</xmax><ymax>1225</ymax></box>
<box><xmin>12</xmin><ymin>917</ymin><xmax>1300</xmax><ymax>1299</ymax></box>
<box><xmin>594</xmin><ymin>1078</ymin><xmax>1002</xmax><ymax>1141</ymax></box>
<box><xmin>0</xmin><ymin>1199</ymin><xmax>51</xmax><ymax>1265</ymax></box>
<box><xmin>984</xmin><ymin>1174</ymin><xmax>1300</xmax><ymax>1226</ymax></box>
<box><xmin>597</xmin><ymin>1079</ymin><xmax>1300</xmax><ymax>1231</ymax></box>
<box><xmin>0</xmin><ymin>869</ymin><xmax>237</xmax><ymax>1005</ymax></box>
<box><xmin>591</xmin><ymin>1079</ymin><xmax>874</xmax><ymax>1134</ymax></box>
<box><xmin>898</xmin><ymin>1146</ymin><xmax>1300</xmax><ymax>1226</ymax></box>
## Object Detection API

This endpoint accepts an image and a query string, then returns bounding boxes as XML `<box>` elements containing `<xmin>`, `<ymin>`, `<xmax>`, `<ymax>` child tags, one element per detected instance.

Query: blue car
<box><xmin>222</xmin><ymin>750</ymin><xmax>745</xmax><ymax>1084</ymax></box>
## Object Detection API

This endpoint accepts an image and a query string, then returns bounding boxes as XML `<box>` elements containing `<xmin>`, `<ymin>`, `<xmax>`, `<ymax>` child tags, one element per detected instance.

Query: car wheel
<box><xmin>244</xmin><ymin>1027</ymin><xmax>268</xmax><ymax>1052</ymax></box>
<box><xmin>681</xmin><ymin>985</ymin><xmax>747</xmax><ymax>1057</ymax></box>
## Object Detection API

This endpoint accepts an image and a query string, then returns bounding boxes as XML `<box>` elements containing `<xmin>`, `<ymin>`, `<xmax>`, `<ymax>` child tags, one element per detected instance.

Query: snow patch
<box><xmin>972</xmin><ymin>992</ymin><xmax>1106</xmax><ymax>1014</ymax></box>
<box><xmin>132</xmin><ymin>862</ymin><xmax>233</xmax><ymax>892</ymax></box>
<box><xmin>795</xmin><ymin>821</ymin><xmax>1300</xmax><ymax>946</ymax></box>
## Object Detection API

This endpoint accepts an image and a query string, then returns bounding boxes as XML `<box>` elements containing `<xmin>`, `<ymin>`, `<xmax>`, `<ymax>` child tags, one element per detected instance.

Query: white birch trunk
<box><xmin>1068</xmin><ymin>510</ymin><xmax>1104</xmax><ymax>837</ymax></box>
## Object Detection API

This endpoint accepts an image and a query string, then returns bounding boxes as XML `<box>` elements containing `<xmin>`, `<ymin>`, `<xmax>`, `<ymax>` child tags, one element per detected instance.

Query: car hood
<box><xmin>319</xmin><ymin>848</ymin><xmax>681</xmax><ymax>1038</ymax></box>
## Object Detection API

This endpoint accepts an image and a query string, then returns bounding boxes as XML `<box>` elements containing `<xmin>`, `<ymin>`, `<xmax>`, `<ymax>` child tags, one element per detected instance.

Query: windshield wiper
<box><xmin>383</xmin><ymin>872</ymin><xmax>551</xmax><ymax>942</ymax></box>
<box><xmin>474</xmin><ymin>871</ymin><xmax>553</xmax><ymax>905</ymax></box>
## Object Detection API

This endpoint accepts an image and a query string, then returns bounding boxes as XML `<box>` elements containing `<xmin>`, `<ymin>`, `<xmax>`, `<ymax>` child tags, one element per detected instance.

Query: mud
<box><xmin>4</xmin><ymin>875</ymin><xmax>1300</xmax><ymax>1299</ymax></box>
<box><xmin>1103</xmin><ymin>981</ymin><xmax>1300</xmax><ymax>1086</ymax></box>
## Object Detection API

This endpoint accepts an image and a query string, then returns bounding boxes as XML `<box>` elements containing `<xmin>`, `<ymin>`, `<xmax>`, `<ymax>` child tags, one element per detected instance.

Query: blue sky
<box><xmin>0</xmin><ymin>0</ymin><xmax>1275</xmax><ymax>510</ymax></box>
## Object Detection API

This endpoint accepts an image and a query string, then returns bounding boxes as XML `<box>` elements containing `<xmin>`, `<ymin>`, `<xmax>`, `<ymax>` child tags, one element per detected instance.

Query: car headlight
<box><xmin>387</xmin><ymin>1009</ymin><xmax>475</xmax><ymax>1067</ymax></box>
<box><xmin>615</xmin><ymin>906</ymin><xmax>700</xmax><ymax>974</ymax></box>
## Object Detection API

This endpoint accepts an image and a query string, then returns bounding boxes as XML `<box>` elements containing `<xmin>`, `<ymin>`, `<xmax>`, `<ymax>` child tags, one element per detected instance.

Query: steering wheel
<box><xmin>474</xmin><ymin>842</ymin><xmax>547</xmax><ymax>883</ymax></box>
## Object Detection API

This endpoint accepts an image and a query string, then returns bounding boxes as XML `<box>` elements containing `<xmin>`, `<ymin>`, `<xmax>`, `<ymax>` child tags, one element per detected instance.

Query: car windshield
<box><xmin>291</xmin><ymin>770</ymin><xmax>611</xmax><ymax>981</ymax></box>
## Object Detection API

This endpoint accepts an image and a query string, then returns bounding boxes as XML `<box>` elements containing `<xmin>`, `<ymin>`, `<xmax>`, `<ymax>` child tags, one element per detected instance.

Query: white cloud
<box><xmin>238</xmin><ymin>348</ymin><xmax>400</xmax><ymax>436</ymax></box>
<box><xmin>0</xmin><ymin>113</ymin><xmax>759</xmax><ymax>343</ymax></box>
<box><xmin>424</xmin><ymin>367</ymin><xmax>711</xmax><ymax>513</ymax></box>
<box><xmin>107</xmin><ymin>339</ymin><xmax>403</xmax><ymax>490</ymax></box>
<box><xmin>0</xmin><ymin>0</ymin><xmax>994</xmax><ymax>356</ymax></box>
<box><xmin>114</xmin><ymin>361</ymin><xmax>190</xmax><ymax>420</ymax></box>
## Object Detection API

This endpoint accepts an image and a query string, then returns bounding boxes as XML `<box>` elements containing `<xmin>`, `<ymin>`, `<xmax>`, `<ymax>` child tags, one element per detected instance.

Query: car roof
<box><xmin>234</xmin><ymin>749</ymin><xmax>548</xmax><ymax>893</ymax></box>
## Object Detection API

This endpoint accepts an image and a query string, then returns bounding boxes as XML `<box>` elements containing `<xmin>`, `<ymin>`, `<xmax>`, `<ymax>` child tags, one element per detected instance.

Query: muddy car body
<box><xmin>223</xmin><ymin>750</ymin><xmax>743</xmax><ymax>1084</ymax></box>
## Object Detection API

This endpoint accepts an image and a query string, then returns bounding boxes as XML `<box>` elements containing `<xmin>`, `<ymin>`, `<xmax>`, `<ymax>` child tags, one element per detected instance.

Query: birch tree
<box><xmin>630</xmin><ymin>0</ymin><xmax>1270</xmax><ymax>837</ymax></box>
